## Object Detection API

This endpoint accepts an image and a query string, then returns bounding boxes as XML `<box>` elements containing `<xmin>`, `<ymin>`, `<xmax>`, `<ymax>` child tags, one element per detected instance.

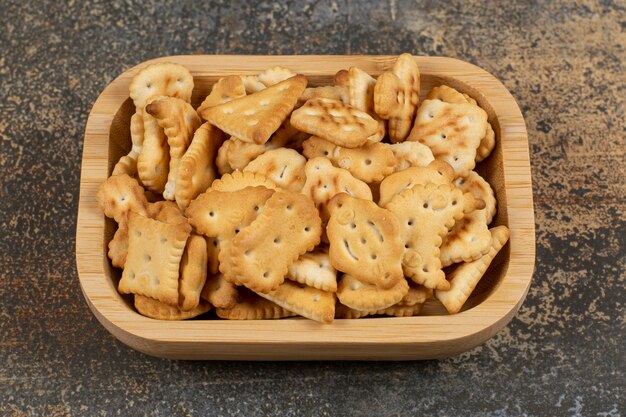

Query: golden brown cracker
<box><xmin>286</xmin><ymin>247</ymin><xmax>338</xmax><ymax>293</ymax></box>
<box><xmin>299</xmin><ymin>85</ymin><xmax>349</xmax><ymax>106</ymax></box>
<box><xmin>210</xmin><ymin>171</ymin><xmax>278</xmax><ymax>192</ymax></box>
<box><xmin>243</xmin><ymin>148</ymin><xmax>306</xmax><ymax>192</ymax></box>
<box><xmin>337</xmin><ymin>274</ymin><xmax>409</xmax><ymax>312</ymax></box>
<box><xmin>348</xmin><ymin>67</ymin><xmax>385</xmax><ymax>142</ymax></box>
<box><xmin>137</xmin><ymin>97</ymin><xmax>170</xmax><ymax>193</ymax></box>
<box><xmin>129</xmin><ymin>62</ymin><xmax>194</xmax><ymax>110</ymax></box>
<box><xmin>200</xmin><ymin>273</ymin><xmax>238</xmax><ymax>309</ymax></box>
<box><xmin>108</xmin><ymin>223</ymin><xmax>129</xmax><ymax>268</ymax></box>
<box><xmin>476</xmin><ymin>123</ymin><xmax>495</xmax><ymax>162</ymax></box>
<box><xmin>216</xmin><ymin>287</ymin><xmax>296</xmax><ymax>320</ymax></box>
<box><xmin>112</xmin><ymin>155</ymin><xmax>138</xmax><ymax>177</ymax></box>
<box><xmin>259</xmin><ymin>281</ymin><xmax>336</xmax><ymax>324</ymax></box>
<box><xmin>197</xmin><ymin>75</ymin><xmax>246</xmax><ymax>115</ymax></box>
<box><xmin>134</xmin><ymin>295</ymin><xmax>210</xmax><ymax>320</ymax></box>
<box><xmin>97</xmin><ymin>174</ymin><xmax>149</xmax><ymax>224</ymax></box>
<box><xmin>147</xmin><ymin>200</ymin><xmax>186</xmax><ymax>225</ymax></box>
<box><xmin>178</xmin><ymin>235</ymin><xmax>208</xmax><ymax>311</ymax></box>
<box><xmin>386</xmin><ymin>142</ymin><xmax>435</xmax><ymax>173</ymax></box>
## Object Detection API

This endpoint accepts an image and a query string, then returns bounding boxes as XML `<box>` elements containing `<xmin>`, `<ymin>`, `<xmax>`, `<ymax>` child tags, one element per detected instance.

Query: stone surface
<box><xmin>1</xmin><ymin>0</ymin><xmax>624</xmax><ymax>416</ymax></box>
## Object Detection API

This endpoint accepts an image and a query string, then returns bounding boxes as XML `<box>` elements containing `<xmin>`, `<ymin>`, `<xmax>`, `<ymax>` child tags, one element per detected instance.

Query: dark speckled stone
<box><xmin>1</xmin><ymin>0</ymin><xmax>624</xmax><ymax>416</ymax></box>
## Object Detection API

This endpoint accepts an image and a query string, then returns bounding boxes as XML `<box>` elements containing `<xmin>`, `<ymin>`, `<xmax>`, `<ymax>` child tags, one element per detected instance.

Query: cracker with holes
<box><xmin>129</xmin><ymin>62</ymin><xmax>194</xmax><ymax>110</ymax></box>
<box><xmin>337</xmin><ymin>274</ymin><xmax>409</xmax><ymax>312</ymax></box>
<box><xmin>386</xmin><ymin>142</ymin><xmax>435</xmax><ymax>173</ymax></box>
<box><xmin>287</xmin><ymin>247</ymin><xmax>338</xmax><ymax>292</ymax></box>
<box><xmin>220</xmin><ymin>191</ymin><xmax>322</xmax><ymax>293</ymax></box>
<box><xmin>291</xmin><ymin>98</ymin><xmax>378</xmax><ymax>148</ymax></box>
<box><xmin>378</xmin><ymin>160</ymin><xmax>455</xmax><ymax>207</ymax></box>
<box><xmin>197</xmin><ymin>75</ymin><xmax>246</xmax><ymax>116</ymax></box>
<box><xmin>407</xmin><ymin>99</ymin><xmax>488</xmax><ymax>177</ymax></box>
<box><xmin>175</xmin><ymin>122</ymin><xmax>225</xmax><ymax>210</ymax></box>
<box><xmin>243</xmin><ymin>148</ymin><xmax>306</xmax><ymax>192</ymax></box>
<box><xmin>137</xmin><ymin>97</ymin><xmax>170</xmax><ymax>193</ymax></box>
<box><xmin>326</xmin><ymin>194</ymin><xmax>404</xmax><ymax>289</ymax></box>
<box><xmin>178</xmin><ymin>235</ymin><xmax>208</xmax><ymax>311</ymax></box>
<box><xmin>260</xmin><ymin>281</ymin><xmax>336</xmax><ymax>324</ymax></box>
<box><xmin>210</xmin><ymin>171</ymin><xmax>278</xmax><ymax>192</ymax></box>
<box><xmin>201</xmin><ymin>75</ymin><xmax>307</xmax><ymax>144</ymax></box>
<box><xmin>440</xmin><ymin>171</ymin><xmax>496</xmax><ymax>266</ymax></box>
<box><xmin>216</xmin><ymin>287</ymin><xmax>296</xmax><ymax>320</ymax></box>
<box><xmin>215</xmin><ymin>137</ymin><xmax>274</xmax><ymax>175</ymax></box>
<box><xmin>348</xmin><ymin>67</ymin><xmax>385</xmax><ymax>142</ymax></box>
<box><xmin>300</xmin><ymin>157</ymin><xmax>373</xmax><ymax>224</ymax></box>
<box><xmin>386</xmin><ymin>183</ymin><xmax>484</xmax><ymax>290</ymax></box>
<box><xmin>302</xmin><ymin>136</ymin><xmax>396</xmax><ymax>183</ymax></box>
<box><xmin>436</xmin><ymin>226</ymin><xmax>509</xmax><ymax>313</ymax></box>
<box><xmin>145</xmin><ymin>96</ymin><xmax>202</xmax><ymax>200</ymax></box>
<box><xmin>374</xmin><ymin>53</ymin><xmax>420</xmax><ymax>143</ymax></box>
<box><xmin>201</xmin><ymin>273</ymin><xmax>238</xmax><ymax>309</ymax></box>
<box><xmin>134</xmin><ymin>295</ymin><xmax>210</xmax><ymax>320</ymax></box>
<box><xmin>118</xmin><ymin>213</ymin><xmax>191</xmax><ymax>305</ymax></box>
<box><xmin>97</xmin><ymin>174</ymin><xmax>149</xmax><ymax>224</ymax></box>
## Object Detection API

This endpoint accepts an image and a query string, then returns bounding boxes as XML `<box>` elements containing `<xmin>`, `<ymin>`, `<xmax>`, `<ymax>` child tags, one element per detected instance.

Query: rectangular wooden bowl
<box><xmin>76</xmin><ymin>55</ymin><xmax>535</xmax><ymax>360</ymax></box>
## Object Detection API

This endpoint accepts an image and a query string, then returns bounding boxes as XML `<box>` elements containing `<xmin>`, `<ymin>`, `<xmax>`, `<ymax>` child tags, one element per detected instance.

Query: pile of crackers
<box><xmin>97</xmin><ymin>53</ymin><xmax>509</xmax><ymax>323</ymax></box>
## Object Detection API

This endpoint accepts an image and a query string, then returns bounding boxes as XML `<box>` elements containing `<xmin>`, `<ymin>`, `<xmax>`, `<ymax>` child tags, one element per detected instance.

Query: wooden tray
<box><xmin>76</xmin><ymin>55</ymin><xmax>535</xmax><ymax>360</ymax></box>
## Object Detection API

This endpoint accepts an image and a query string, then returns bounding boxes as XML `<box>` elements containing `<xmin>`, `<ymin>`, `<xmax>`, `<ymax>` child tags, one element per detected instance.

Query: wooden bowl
<box><xmin>76</xmin><ymin>55</ymin><xmax>535</xmax><ymax>360</ymax></box>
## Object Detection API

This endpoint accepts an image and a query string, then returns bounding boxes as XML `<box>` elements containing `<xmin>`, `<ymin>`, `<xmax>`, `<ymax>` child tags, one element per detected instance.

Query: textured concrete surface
<box><xmin>1</xmin><ymin>0</ymin><xmax>624</xmax><ymax>416</ymax></box>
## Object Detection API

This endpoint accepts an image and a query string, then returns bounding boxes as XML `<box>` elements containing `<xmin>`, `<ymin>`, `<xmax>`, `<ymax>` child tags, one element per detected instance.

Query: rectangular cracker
<box><xmin>258</xmin><ymin>281</ymin><xmax>336</xmax><ymax>324</ymax></box>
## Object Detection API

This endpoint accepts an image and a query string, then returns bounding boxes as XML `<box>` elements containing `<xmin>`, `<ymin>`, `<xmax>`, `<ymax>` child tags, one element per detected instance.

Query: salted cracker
<box><xmin>134</xmin><ymin>295</ymin><xmax>210</xmax><ymax>320</ymax></box>
<box><xmin>129</xmin><ymin>62</ymin><xmax>194</xmax><ymax>110</ymax></box>
<box><xmin>386</xmin><ymin>142</ymin><xmax>435</xmax><ymax>173</ymax></box>
<box><xmin>210</xmin><ymin>171</ymin><xmax>278</xmax><ymax>192</ymax></box>
<box><xmin>147</xmin><ymin>200</ymin><xmax>186</xmax><ymax>225</ymax></box>
<box><xmin>200</xmin><ymin>273</ymin><xmax>239</xmax><ymax>309</ymax></box>
<box><xmin>97</xmin><ymin>174</ymin><xmax>149</xmax><ymax>224</ymax></box>
<box><xmin>335</xmin><ymin>300</ymin><xmax>424</xmax><ymax>319</ymax></box>
<box><xmin>197</xmin><ymin>75</ymin><xmax>246</xmax><ymax>116</ymax></box>
<box><xmin>137</xmin><ymin>96</ymin><xmax>170</xmax><ymax>193</ymax></box>
<box><xmin>178</xmin><ymin>235</ymin><xmax>208</xmax><ymax>311</ymax></box>
<box><xmin>299</xmin><ymin>85</ymin><xmax>349</xmax><ymax>106</ymax></box>
<box><xmin>348</xmin><ymin>66</ymin><xmax>386</xmax><ymax>142</ymax></box>
<box><xmin>286</xmin><ymin>247</ymin><xmax>338</xmax><ymax>293</ymax></box>
<box><xmin>476</xmin><ymin>123</ymin><xmax>496</xmax><ymax>162</ymax></box>
<box><xmin>243</xmin><ymin>148</ymin><xmax>306</xmax><ymax>192</ymax></box>
<box><xmin>259</xmin><ymin>281</ymin><xmax>336</xmax><ymax>324</ymax></box>
<box><xmin>216</xmin><ymin>287</ymin><xmax>296</xmax><ymax>320</ymax></box>
<box><xmin>337</xmin><ymin>274</ymin><xmax>409</xmax><ymax>312</ymax></box>
<box><xmin>108</xmin><ymin>223</ymin><xmax>129</xmax><ymax>268</ymax></box>
<box><xmin>112</xmin><ymin>155</ymin><xmax>138</xmax><ymax>177</ymax></box>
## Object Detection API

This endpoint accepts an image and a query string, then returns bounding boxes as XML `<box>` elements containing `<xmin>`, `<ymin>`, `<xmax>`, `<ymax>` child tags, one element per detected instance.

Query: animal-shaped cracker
<box><xmin>290</xmin><ymin>98</ymin><xmax>378</xmax><ymax>148</ymax></box>
<box><xmin>386</xmin><ymin>183</ymin><xmax>484</xmax><ymax>290</ymax></box>
<box><xmin>407</xmin><ymin>99</ymin><xmax>488</xmax><ymax>177</ymax></box>
<box><xmin>337</xmin><ymin>274</ymin><xmax>409</xmax><ymax>312</ymax></box>
<box><xmin>134</xmin><ymin>295</ymin><xmax>211</xmax><ymax>320</ymax></box>
<box><xmin>216</xmin><ymin>288</ymin><xmax>296</xmax><ymax>320</ymax></box>
<box><xmin>436</xmin><ymin>226</ymin><xmax>510</xmax><ymax>313</ymax></box>
<box><xmin>259</xmin><ymin>281</ymin><xmax>336</xmax><ymax>324</ymax></box>
<box><xmin>174</xmin><ymin>122</ymin><xmax>225</xmax><ymax>210</ymax></box>
<box><xmin>200</xmin><ymin>75</ymin><xmax>307</xmax><ymax>144</ymax></box>
<box><xmin>118</xmin><ymin>213</ymin><xmax>191</xmax><ymax>306</ymax></box>
<box><xmin>386</xmin><ymin>142</ymin><xmax>435</xmax><ymax>173</ymax></box>
<box><xmin>197</xmin><ymin>75</ymin><xmax>246</xmax><ymax>116</ymax></box>
<box><xmin>220</xmin><ymin>191</ymin><xmax>322</xmax><ymax>293</ymax></box>
<box><xmin>178</xmin><ymin>235</ymin><xmax>208</xmax><ymax>311</ymax></box>
<box><xmin>96</xmin><ymin>174</ymin><xmax>148</xmax><ymax>224</ymax></box>
<box><xmin>300</xmin><ymin>157</ymin><xmax>372</xmax><ymax>224</ymax></box>
<box><xmin>326</xmin><ymin>194</ymin><xmax>404</xmax><ymax>289</ymax></box>
<box><xmin>302</xmin><ymin>136</ymin><xmax>396</xmax><ymax>183</ymax></box>
<box><xmin>137</xmin><ymin>97</ymin><xmax>170</xmax><ymax>193</ymax></box>
<box><xmin>378</xmin><ymin>159</ymin><xmax>455</xmax><ymax>207</ymax></box>
<box><xmin>145</xmin><ymin>96</ymin><xmax>202</xmax><ymax>200</ymax></box>
<box><xmin>348</xmin><ymin>67</ymin><xmax>385</xmax><ymax>142</ymax></box>
<box><xmin>200</xmin><ymin>273</ymin><xmax>238</xmax><ymax>309</ymax></box>
<box><xmin>129</xmin><ymin>62</ymin><xmax>194</xmax><ymax>110</ymax></box>
<box><xmin>287</xmin><ymin>247</ymin><xmax>338</xmax><ymax>292</ymax></box>
<box><xmin>243</xmin><ymin>148</ymin><xmax>306</xmax><ymax>192</ymax></box>
<box><xmin>374</xmin><ymin>53</ymin><xmax>420</xmax><ymax>143</ymax></box>
<box><xmin>210</xmin><ymin>171</ymin><xmax>278</xmax><ymax>192</ymax></box>
<box><xmin>440</xmin><ymin>171</ymin><xmax>497</xmax><ymax>266</ymax></box>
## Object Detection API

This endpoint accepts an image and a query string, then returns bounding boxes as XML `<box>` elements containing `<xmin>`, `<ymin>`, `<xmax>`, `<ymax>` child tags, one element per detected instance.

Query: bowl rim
<box><xmin>76</xmin><ymin>55</ymin><xmax>535</xmax><ymax>359</ymax></box>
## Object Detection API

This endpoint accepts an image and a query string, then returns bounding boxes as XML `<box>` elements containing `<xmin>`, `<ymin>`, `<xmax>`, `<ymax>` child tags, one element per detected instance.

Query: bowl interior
<box><xmin>105</xmin><ymin>73</ymin><xmax>510</xmax><ymax>316</ymax></box>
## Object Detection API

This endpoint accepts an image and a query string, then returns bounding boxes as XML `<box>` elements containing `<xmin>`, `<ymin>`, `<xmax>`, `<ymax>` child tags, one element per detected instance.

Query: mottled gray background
<box><xmin>1</xmin><ymin>1</ymin><xmax>624</xmax><ymax>416</ymax></box>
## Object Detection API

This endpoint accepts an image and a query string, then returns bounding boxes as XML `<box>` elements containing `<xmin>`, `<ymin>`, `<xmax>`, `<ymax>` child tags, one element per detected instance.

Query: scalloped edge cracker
<box><xmin>337</xmin><ymin>275</ymin><xmax>409</xmax><ymax>312</ymax></box>
<box><xmin>134</xmin><ymin>295</ymin><xmax>210</xmax><ymax>320</ymax></box>
<box><xmin>259</xmin><ymin>281</ymin><xmax>336</xmax><ymax>324</ymax></box>
<box><xmin>287</xmin><ymin>248</ymin><xmax>338</xmax><ymax>292</ymax></box>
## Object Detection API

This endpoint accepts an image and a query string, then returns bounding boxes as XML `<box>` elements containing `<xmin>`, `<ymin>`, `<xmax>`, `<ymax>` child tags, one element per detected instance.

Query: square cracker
<box><xmin>118</xmin><ymin>212</ymin><xmax>191</xmax><ymax>306</ymax></box>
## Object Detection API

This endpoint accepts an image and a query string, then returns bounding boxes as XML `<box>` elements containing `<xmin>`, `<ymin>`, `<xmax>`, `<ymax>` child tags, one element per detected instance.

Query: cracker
<box><xmin>374</xmin><ymin>53</ymin><xmax>420</xmax><ymax>143</ymax></box>
<box><xmin>386</xmin><ymin>142</ymin><xmax>435</xmax><ymax>173</ymax></box>
<box><xmin>200</xmin><ymin>273</ymin><xmax>238</xmax><ymax>309</ymax></box>
<box><xmin>97</xmin><ymin>174</ymin><xmax>149</xmax><ymax>224</ymax></box>
<box><xmin>260</xmin><ymin>281</ymin><xmax>336</xmax><ymax>324</ymax></box>
<box><xmin>200</xmin><ymin>74</ymin><xmax>307</xmax><ymax>144</ymax></box>
<box><xmin>476</xmin><ymin>123</ymin><xmax>495</xmax><ymax>162</ymax></box>
<box><xmin>129</xmin><ymin>109</ymin><xmax>145</xmax><ymax>158</ymax></box>
<box><xmin>197</xmin><ymin>75</ymin><xmax>246</xmax><ymax>115</ymax></box>
<box><xmin>216</xmin><ymin>287</ymin><xmax>296</xmax><ymax>320</ymax></box>
<box><xmin>108</xmin><ymin>223</ymin><xmax>129</xmax><ymax>268</ymax></box>
<box><xmin>175</xmin><ymin>122</ymin><xmax>225</xmax><ymax>210</ymax></box>
<box><xmin>290</xmin><ymin>98</ymin><xmax>378</xmax><ymax>148</ymax></box>
<box><xmin>386</xmin><ymin>183</ymin><xmax>483</xmax><ymax>290</ymax></box>
<box><xmin>147</xmin><ymin>200</ymin><xmax>186</xmax><ymax>225</ymax></box>
<box><xmin>300</xmin><ymin>157</ymin><xmax>372</xmax><ymax>224</ymax></box>
<box><xmin>134</xmin><ymin>295</ymin><xmax>210</xmax><ymax>320</ymax></box>
<box><xmin>326</xmin><ymin>193</ymin><xmax>404</xmax><ymax>289</ymax></box>
<box><xmin>407</xmin><ymin>99</ymin><xmax>488</xmax><ymax>177</ymax></box>
<box><xmin>454</xmin><ymin>171</ymin><xmax>497</xmax><ymax>224</ymax></box>
<box><xmin>118</xmin><ymin>213</ymin><xmax>191</xmax><ymax>306</ymax></box>
<box><xmin>220</xmin><ymin>190</ymin><xmax>322</xmax><ymax>293</ymax></box>
<box><xmin>348</xmin><ymin>67</ymin><xmax>386</xmax><ymax>142</ymax></box>
<box><xmin>378</xmin><ymin>160</ymin><xmax>455</xmax><ymax>207</ymax></box>
<box><xmin>243</xmin><ymin>148</ymin><xmax>306</xmax><ymax>192</ymax></box>
<box><xmin>178</xmin><ymin>235</ymin><xmax>208</xmax><ymax>311</ymax></box>
<box><xmin>286</xmin><ymin>247</ymin><xmax>337</xmax><ymax>292</ymax></box>
<box><xmin>129</xmin><ymin>62</ymin><xmax>194</xmax><ymax>110</ymax></box>
<box><xmin>242</xmin><ymin>75</ymin><xmax>267</xmax><ymax>94</ymax></box>
<box><xmin>302</xmin><ymin>136</ymin><xmax>396</xmax><ymax>183</ymax></box>
<box><xmin>398</xmin><ymin>284</ymin><xmax>433</xmax><ymax>307</ymax></box>
<box><xmin>299</xmin><ymin>85</ymin><xmax>349</xmax><ymax>106</ymax></box>
<box><xmin>137</xmin><ymin>97</ymin><xmax>170</xmax><ymax>193</ymax></box>
<box><xmin>215</xmin><ymin>137</ymin><xmax>272</xmax><ymax>174</ymax></box>
<box><xmin>210</xmin><ymin>171</ymin><xmax>278</xmax><ymax>192</ymax></box>
<box><xmin>436</xmin><ymin>226</ymin><xmax>510</xmax><ymax>313</ymax></box>
<box><xmin>426</xmin><ymin>85</ymin><xmax>476</xmax><ymax>105</ymax></box>
<box><xmin>145</xmin><ymin>96</ymin><xmax>202</xmax><ymax>200</ymax></box>
<box><xmin>335</xmin><ymin>300</ymin><xmax>423</xmax><ymax>319</ymax></box>
<box><xmin>112</xmin><ymin>155</ymin><xmax>138</xmax><ymax>177</ymax></box>
<box><xmin>334</xmin><ymin>69</ymin><xmax>349</xmax><ymax>87</ymax></box>
<box><xmin>337</xmin><ymin>274</ymin><xmax>409</xmax><ymax>311</ymax></box>
<box><xmin>205</xmin><ymin>236</ymin><xmax>221</xmax><ymax>274</ymax></box>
